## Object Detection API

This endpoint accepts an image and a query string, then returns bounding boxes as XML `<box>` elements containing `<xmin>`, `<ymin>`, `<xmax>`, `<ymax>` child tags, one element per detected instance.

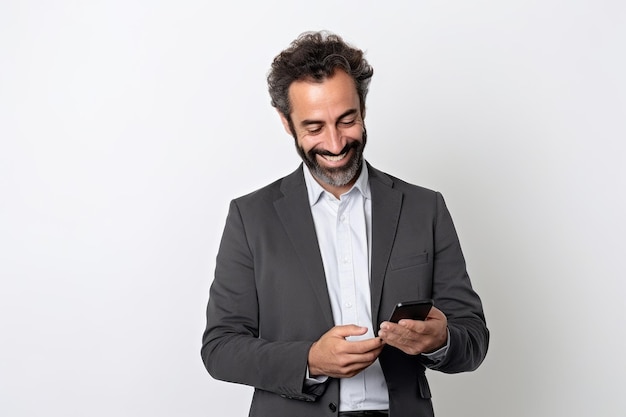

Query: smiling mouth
<box><xmin>320</xmin><ymin>152</ymin><xmax>348</xmax><ymax>162</ymax></box>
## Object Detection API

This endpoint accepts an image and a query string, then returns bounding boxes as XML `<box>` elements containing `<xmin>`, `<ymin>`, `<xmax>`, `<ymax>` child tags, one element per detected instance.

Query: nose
<box><xmin>325</xmin><ymin>126</ymin><xmax>345</xmax><ymax>154</ymax></box>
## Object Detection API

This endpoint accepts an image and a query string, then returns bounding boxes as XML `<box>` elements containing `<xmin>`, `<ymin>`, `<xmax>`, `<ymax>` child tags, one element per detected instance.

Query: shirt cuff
<box><xmin>304</xmin><ymin>366</ymin><xmax>329</xmax><ymax>387</ymax></box>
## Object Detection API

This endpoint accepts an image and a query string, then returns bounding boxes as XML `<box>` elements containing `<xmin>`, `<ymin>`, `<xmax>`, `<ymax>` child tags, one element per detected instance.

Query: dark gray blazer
<box><xmin>202</xmin><ymin>163</ymin><xmax>488</xmax><ymax>417</ymax></box>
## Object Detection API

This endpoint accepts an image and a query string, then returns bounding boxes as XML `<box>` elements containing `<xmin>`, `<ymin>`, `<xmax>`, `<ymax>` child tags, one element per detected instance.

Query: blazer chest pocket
<box><xmin>390</xmin><ymin>252</ymin><xmax>429</xmax><ymax>271</ymax></box>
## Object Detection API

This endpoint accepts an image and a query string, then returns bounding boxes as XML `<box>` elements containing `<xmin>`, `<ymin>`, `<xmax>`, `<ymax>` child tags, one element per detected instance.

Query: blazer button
<box><xmin>328</xmin><ymin>402</ymin><xmax>337</xmax><ymax>412</ymax></box>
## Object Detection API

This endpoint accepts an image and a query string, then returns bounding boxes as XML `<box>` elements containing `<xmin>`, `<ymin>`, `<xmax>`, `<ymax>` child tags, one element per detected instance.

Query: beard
<box><xmin>296</xmin><ymin>128</ymin><xmax>367</xmax><ymax>188</ymax></box>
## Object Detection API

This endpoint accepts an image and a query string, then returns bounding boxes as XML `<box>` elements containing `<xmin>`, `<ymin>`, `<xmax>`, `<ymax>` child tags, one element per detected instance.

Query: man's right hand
<box><xmin>307</xmin><ymin>325</ymin><xmax>384</xmax><ymax>379</ymax></box>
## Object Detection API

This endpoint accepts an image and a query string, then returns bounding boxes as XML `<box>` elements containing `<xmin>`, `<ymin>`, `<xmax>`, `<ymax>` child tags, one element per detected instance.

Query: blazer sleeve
<box><xmin>427</xmin><ymin>192</ymin><xmax>489</xmax><ymax>373</ymax></box>
<box><xmin>200</xmin><ymin>199</ymin><xmax>325</xmax><ymax>401</ymax></box>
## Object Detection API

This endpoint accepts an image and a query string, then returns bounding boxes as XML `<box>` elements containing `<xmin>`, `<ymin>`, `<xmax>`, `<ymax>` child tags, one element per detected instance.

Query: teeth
<box><xmin>322</xmin><ymin>152</ymin><xmax>347</xmax><ymax>162</ymax></box>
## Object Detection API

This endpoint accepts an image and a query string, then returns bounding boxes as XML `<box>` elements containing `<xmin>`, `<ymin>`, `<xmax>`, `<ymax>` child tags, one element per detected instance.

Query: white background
<box><xmin>1</xmin><ymin>1</ymin><xmax>625</xmax><ymax>416</ymax></box>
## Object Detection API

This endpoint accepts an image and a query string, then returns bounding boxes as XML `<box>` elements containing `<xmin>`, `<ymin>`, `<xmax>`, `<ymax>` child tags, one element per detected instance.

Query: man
<box><xmin>201</xmin><ymin>31</ymin><xmax>488</xmax><ymax>417</ymax></box>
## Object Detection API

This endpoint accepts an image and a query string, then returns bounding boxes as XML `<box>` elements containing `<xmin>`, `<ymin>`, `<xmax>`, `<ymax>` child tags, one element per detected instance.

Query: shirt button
<box><xmin>344</xmin><ymin>302</ymin><xmax>353</xmax><ymax>308</ymax></box>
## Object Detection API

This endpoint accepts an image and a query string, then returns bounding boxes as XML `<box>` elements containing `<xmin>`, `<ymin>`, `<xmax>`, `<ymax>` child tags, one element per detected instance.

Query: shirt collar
<box><xmin>302</xmin><ymin>161</ymin><xmax>371</xmax><ymax>207</ymax></box>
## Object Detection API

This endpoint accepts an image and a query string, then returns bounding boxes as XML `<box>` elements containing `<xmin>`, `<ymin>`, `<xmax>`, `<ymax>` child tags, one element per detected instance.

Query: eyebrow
<box><xmin>300</xmin><ymin>108</ymin><xmax>359</xmax><ymax>127</ymax></box>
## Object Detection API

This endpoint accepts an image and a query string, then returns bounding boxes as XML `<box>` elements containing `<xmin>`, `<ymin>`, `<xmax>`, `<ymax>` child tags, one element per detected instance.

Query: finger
<box><xmin>379</xmin><ymin>322</ymin><xmax>420</xmax><ymax>345</ymax></box>
<box><xmin>379</xmin><ymin>316</ymin><xmax>447</xmax><ymax>355</ymax></box>
<box><xmin>330</xmin><ymin>325</ymin><xmax>369</xmax><ymax>339</ymax></box>
<box><xmin>378</xmin><ymin>327</ymin><xmax>424</xmax><ymax>354</ymax></box>
<box><xmin>343</xmin><ymin>336</ymin><xmax>384</xmax><ymax>354</ymax></box>
<box><xmin>399</xmin><ymin>318</ymin><xmax>424</xmax><ymax>329</ymax></box>
<box><xmin>384</xmin><ymin>318</ymin><xmax>429</xmax><ymax>335</ymax></box>
<box><xmin>343</xmin><ymin>346</ymin><xmax>384</xmax><ymax>368</ymax></box>
<box><xmin>379</xmin><ymin>321</ymin><xmax>409</xmax><ymax>335</ymax></box>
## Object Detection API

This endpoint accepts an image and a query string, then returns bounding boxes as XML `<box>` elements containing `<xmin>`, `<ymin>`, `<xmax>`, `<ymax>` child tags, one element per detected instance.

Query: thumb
<box><xmin>330</xmin><ymin>324</ymin><xmax>368</xmax><ymax>339</ymax></box>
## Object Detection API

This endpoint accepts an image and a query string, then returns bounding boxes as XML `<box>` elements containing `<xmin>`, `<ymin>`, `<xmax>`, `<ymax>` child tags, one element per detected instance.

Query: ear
<box><xmin>278</xmin><ymin>110</ymin><xmax>294</xmax><ymax>136</ymax></box>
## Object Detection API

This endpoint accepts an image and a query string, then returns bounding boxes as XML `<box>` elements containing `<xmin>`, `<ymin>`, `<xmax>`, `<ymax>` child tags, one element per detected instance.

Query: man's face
<box><xmin>280</xmin><ymin>70</ymin><xmax>366</xmax><ymax>194</ymax></box>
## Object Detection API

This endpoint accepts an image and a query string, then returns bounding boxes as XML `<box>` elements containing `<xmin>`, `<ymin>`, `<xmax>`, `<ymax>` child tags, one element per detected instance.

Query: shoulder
<box><xmin>368</xmin><ymin>164</ymin><xmax>456</xmax><ymax>230</ymax></box>
<box><xmin>368</xmin><ymin>163</ymin><xmax>439</xmax><ymax>199</ymax></box>
<box><xmin>367</xmin><ymin>163</ymin><xmax>449</xmax><ymax>219</ymax></box>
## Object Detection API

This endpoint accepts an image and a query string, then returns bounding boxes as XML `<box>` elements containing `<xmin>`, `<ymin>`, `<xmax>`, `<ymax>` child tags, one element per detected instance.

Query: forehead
<box><xmin>288</xmin><ymin>70</ymin><xmax>360</xmax><ymax>120</ymax></box>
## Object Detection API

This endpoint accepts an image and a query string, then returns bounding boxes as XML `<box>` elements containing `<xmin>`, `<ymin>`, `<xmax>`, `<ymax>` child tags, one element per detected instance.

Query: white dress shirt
<box><xmin>303</xmin><ymin>163</ymin><xmax>389</xmax><ymax>411</ymax></box>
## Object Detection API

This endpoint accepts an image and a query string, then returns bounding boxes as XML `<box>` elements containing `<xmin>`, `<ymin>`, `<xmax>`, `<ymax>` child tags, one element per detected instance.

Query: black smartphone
<box><xmin>388</xmin><ymin>300</ymin><xmax>433</xmax><ymax>323</ymax></box>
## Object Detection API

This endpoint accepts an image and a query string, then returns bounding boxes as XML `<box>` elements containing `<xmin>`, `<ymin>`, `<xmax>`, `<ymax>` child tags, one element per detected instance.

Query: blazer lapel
<box><xmin>274</xmin><ymin>166</ymin><xmax>335</xmax><ymax>329</ymax></box>
<box><xmin>368</xmin><ymin>164</ymin><xmax>403</xmax><ymax>324</ymax></box>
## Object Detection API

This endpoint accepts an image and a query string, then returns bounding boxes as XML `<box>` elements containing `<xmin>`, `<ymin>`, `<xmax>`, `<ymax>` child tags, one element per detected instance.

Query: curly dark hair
<box><xmin>267</xmin><ymin>31</ymin><xmax>374</xmax><ymax>119</ymax></box>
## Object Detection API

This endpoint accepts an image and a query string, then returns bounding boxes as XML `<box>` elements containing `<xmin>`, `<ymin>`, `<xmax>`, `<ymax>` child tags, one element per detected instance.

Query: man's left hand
<box><xmin>378</xmin><ymin>306</ymin><xmax>448</xmax><ymax>355</ymax></box>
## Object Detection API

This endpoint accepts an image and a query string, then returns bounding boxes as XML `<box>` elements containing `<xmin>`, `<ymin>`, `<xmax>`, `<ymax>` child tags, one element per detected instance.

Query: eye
<box><xmin>306</xmin><ymin>125</ymin><xmax>323</xmax><ymax>135</ymax></box>
<box><xmin>338</xmin><ymin>118</ymin><xmax>356</xmax><ymax>127</ymax></box>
